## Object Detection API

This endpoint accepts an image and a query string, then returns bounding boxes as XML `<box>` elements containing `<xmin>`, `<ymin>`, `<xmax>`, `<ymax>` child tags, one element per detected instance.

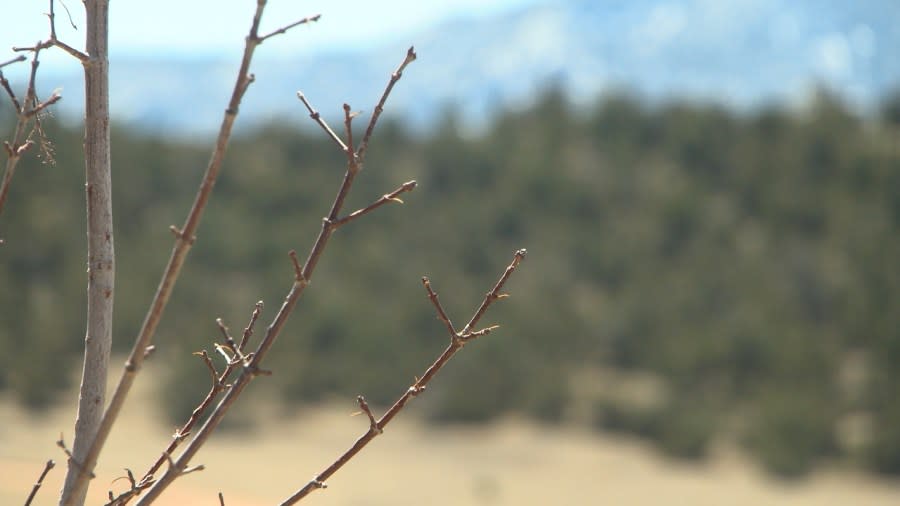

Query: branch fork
<box><xmin>278</xmin><ymin>249</ymin><xmax>526</xmax><ymax>505</ymax></box>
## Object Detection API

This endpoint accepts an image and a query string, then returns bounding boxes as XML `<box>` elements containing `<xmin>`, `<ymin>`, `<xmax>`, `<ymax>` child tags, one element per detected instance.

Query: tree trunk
<box><xmin>59</xmin><ymin>1</ymin><xmax>113</xmax><ymax>505</ymax></box>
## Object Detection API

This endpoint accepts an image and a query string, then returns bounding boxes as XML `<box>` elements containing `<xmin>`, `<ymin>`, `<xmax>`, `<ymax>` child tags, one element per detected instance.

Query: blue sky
<box><xmin>4</xmin><ymin>0</ymin><xmax>543</xmax><ymax>69</ymax></box>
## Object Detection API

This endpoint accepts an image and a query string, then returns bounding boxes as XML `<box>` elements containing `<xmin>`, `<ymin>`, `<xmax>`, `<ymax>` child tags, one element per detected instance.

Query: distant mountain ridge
<box><xmin>20</xmin><ymin>0</ymin><xmax>900</xmax><ymax>135</ymax></box>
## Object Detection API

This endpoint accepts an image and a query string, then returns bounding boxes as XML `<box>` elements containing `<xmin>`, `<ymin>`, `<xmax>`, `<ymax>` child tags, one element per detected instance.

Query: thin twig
<box><xmin>356</xmin><ymin>46</ymin><xmax>417</xmax><ymax>162</ymax></box>
<box><xmin>330</xmin><ymin>180</ymin><xmax>416</xmax><ymax>227</ymax></box>
<box><xmin>343</xmin><ymin>103</ymin><xmax>358</xmax><ymax>166</ymax></box>
<box><xmin>238</xmin><ymin>300</ymin><xmax>264</xmax><ymax>351</ymax></box>
<box><xmin>278</xmin><ymin>249</ymin><xmax>527</xmax><ymax>504</ymax></box>
<box><xmin>356</xmin><ymin>396</ymin><xmax>382</xmax><ymax>434</ymax></box>
<box><xmin>0</xmin><ymin>46</ymin><xmax>61</xmax><ymax>228</ymax></box>
<box><xmin>0</xmin><ymin>69</ymin><xmax>22</xmax><ymax>110</ymax></box>
<box><xmin>23</xmin><ymin>460</ymin><xmax>55</xmax><ymax>506</ymax></box>
<box><xmin>0</xmin><ymin>55</ymin><xmax>26</xmax><ymax>70</ymax></box>
<box><xmin>423</xmin><ymin>277</ymin><xmax>457</xmax><ymax>338</ymax></box>
<box><xmin>70</xmin><ymin>5</ymin><xmax>318</xmax><ymax>499</ymax></box>
<box><xmin>103</xmin><ymin>304</ymin><xmax>264</xmax><ymax>506</ymax></box>
<box><xmin>289</xmin><ymin>250</ymin><xmax>305</xmax><ymax>283</ymax></box>
<box><xmin>103</xmin><ymin>469</ymin><xmax>154</xmax><ymax>506</ymax></box>
<box><xmin>134</xmin><ymin>47</ymin><xmax>415</xmax><ymax>506</ymax></box>
<box><xmin>258</xmin><ymin>14</ymin><xmax>322</xmax><ymax>43</ymax></box>
<box><xmin>297</xmin><ymin>92</ymin><xmax>348</xmax><ymax>153</ymax></box>
<box><xmin>216</xmin><ymin>318</ymin><xmax>238</xmax><ymax>355</ymax></box>
<box><xmin>14</xmin><ymin>0</ymin><xmax>89</xmax><ymax>62</ymax></box>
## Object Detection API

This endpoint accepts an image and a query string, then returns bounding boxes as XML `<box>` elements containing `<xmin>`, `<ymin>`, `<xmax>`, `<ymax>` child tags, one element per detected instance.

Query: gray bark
<box><xmin>59</xmin><ymin>1</ymin><xmax>113</xmax><ymax>505</ymax></box>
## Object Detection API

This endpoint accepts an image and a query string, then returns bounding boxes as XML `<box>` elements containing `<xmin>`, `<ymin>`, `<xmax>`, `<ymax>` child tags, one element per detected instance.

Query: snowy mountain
<box><xmin>18</xmin><ymin>0</ymin><xmax>900</xmax><ymax>135</ymax></box>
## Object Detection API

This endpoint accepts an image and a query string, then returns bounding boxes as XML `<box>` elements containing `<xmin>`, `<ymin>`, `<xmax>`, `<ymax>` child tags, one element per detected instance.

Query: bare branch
<box><xmin>422</xmin><ymin>277</ymin><xmax>457</xmax><ymax>339</ymax></box>
<box><xmin>135</xmin><ymin>47</ymin><xmax>418</xmax><ymax>505</ymax></box>
<box><xmin>288</xmin><ymin>250</ymin><xmax>306</xmax><ymax>283</ymax></box>
<box><xmin>356</xmin><ymin>396</ymin><xmax>382</xmax><ymax>434</ymax></box>
<box><xmin>194</xmin><ymin>350</ymin><xmax>224</xmax><ymax>389</ymax></box>
<box><xmin>115</xmin><ymin>304</ymin><xmax>265</xmax><ymax>506</ymax></box>
<box><xmin>356</xmin><ymin>46</ymin><xmax>417</xmax><ymax>162</ymax></box>
<box><xmin>215</xmin><ymin>317</ymin><xmax>238</xmax><ymax>355</ymax></box>
<box><xmin>71</xmin><ymin>1</ymin><xmax>314</xmax><ymax>496</ymax></box>
<box><xmin>103</xmin><ymin>468</ymin><xmax>154</xmax><ymax>506</ymax></box>
<box><xmin>0</xmin><ymin>54</ymin><xmax>26</xmax><ymax>70</ymax></box>
<box><xmin>23</xmin><ymin>460</ymin><xmax>55</xmax><ymax>506</ymax></box>
<box><xmin>460</xmin><ymin>248</ymin><xmax>527</xmax><ymax>335</ymax></box>
<box><xmin>461</xmin><ymin>324</ymin><xmax>501</xmax><ymax>342</ymax></box>
<box><xmin>1</xmin><ymin>45</ymin><xmax>62</xmax><ymax>230</ymax></box>
<box><xmin>238</xmin><ymin>300</ymin><xmax>264</xmax><ymax>351</ymax></box>
<box><xmin>24</xmin><ymin>91</ymin><xmax>61</xmax><ymax>118</ymax></box>
<box><xmin>0</xmin><ymin>69</ymin><xmax>22</xmax><ymax>111</ymax></box>
<box><xmin>296</xmin><ymin>92</ymin><xmax>348</xmax><ymax>153</ymax></box>
<box><xmin>258</xmin><ymin>14</ymin><xmax>322</xmax><ymax>43</ymax></box>
<box><xmin>47</xmin><ymin>0</ymin><xmax>88</xmax><ymax>61</ymax></box>
<box><xmin>60</xmin><ymin>1</ymin><xmax>115</xmax><ymax>503</ymax></box>
<box><xmin>278</xmin><ymin>249</ymin><xmax>526</xmax><ymax>504</ymax></box>
<box><xmin>331</xmin><ymin>180</ymin><xmax>417</xmax><ymax>227</ymax></box>
<box><xmin>12</xmin><ymin>1</ymin><xmax>89</xmax><ymax>62</ymax></box>
<box><xmin>342</xmin><ymin>103</ymin><xmax>359</xmax><ymax>166</ymax></box>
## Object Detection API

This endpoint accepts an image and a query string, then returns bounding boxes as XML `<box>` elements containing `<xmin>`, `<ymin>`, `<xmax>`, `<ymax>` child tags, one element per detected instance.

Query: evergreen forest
<box><xmin>2</xmin><ymin>87</ymin><xmax>898</xmax><ymax>479</ymax></box>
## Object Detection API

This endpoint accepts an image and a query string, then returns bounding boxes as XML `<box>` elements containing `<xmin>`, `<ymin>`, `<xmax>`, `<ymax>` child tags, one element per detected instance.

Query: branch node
<box><xmin>168</xmin><ymin>225</ymin><xmax>196</xmax><ymax>244</ymax></box>
<box><xmin>289</xmin><ymin>250</ymin><xmax>308</xmax><ymax>284</ymax></box>
<box><xmin>297</xmin><ymin>91</ymin><xmax>348</xmax><ymax>152</ymax></box>
<box><xmin>183</xmin><ymin>464</ymin><xmax>205</xmax><ymax>475</ymax></box>
<box><xmin>258</xmin><ymin>13</ymin><xmax>322</xmax><ymax>42</ymax></box>
<box><xmin>57</xmin><ymin>435</ymin><xmax>95</xmax><ymax>479</ymax></box>
<box><xmin>356</xmin><ymin>396</ymin><xmax>383</xmax><ymax>434</ymax></box>
<box><xmin>23</xmin><ymin>459</ymin><xmax>55</xmax><ymax>506</ymax></box>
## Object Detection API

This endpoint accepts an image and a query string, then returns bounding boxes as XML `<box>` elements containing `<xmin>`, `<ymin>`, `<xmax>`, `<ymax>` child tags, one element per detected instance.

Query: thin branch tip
<box><xmin>357</xmin><ymin>396</ymin><xmax>383</xmax><ymax>434</ymax></box>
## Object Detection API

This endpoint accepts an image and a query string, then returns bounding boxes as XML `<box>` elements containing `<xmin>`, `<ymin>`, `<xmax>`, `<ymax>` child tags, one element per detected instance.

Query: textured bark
<box><xmin>59</xmin><ymin>2</ymin><xmax>113</xmax><ymax>505</ymax></box>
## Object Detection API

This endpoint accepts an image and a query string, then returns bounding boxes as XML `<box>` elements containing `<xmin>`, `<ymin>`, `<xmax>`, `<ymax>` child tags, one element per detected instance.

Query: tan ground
<box><xmin>2</xmin><ymin>375</ymin><xmax>899</xmax><ymax>505</ymax></box>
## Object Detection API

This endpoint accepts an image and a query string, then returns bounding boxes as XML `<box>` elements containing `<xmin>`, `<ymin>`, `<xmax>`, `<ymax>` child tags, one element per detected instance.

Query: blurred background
<box><xmin>1</xmin><ymin>0</ymin><xmax>899</xmax><ymax>504</ymax></box>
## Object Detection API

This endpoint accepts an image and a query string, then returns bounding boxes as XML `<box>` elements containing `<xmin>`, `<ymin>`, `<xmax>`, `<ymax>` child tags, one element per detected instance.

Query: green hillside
<box><xmin>2</xmin><ymin>88</ymin><xmax>898</xmax><ymax>478</ymax></box>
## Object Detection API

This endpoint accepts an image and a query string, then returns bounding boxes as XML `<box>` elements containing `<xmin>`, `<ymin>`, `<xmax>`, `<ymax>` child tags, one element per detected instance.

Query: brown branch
<box><xmin>104</xmin><ymin>304</ymin><xmax>264</xmax><ymax>506</ymax></box>
<box><xmin>0</xmin><ymin>69</ymin><xmax>23</xmax><ymax>111</ymax></box>
<box><xmin>423</xmin><ymin>276</ymin><xmax>457</xmax><ymax>338</ymax></box>
<box><xmin>70</xmin><ymin>2</ymin><xmax>310</xmax><ymax>497</ymax></box>
<box><xmin>331</xmin><ymin>180</ymin><xmax>417</xmax><ymax>227</ymax></box>
<box><xmin>56</xmin><ymin>434</ymin><xmax>94</xmax><ymax>479</ymax></box>
<box><xmin>104</xmin><ymin>469</ymin><xmax>153</xmax><ymax>506</ymax></box>
<box><xmin>0</xmin><ymin>55</ymin><xmax>26</xmax><ymax>70</ymax></box>
<box><xmin>218</xmin><ymin>492</ymin><xmax>225</xmax><ymax>506</ymax></box>
<box><xmin>238</xmin><ymin>300</ymin><xmax>264</xmax><ymax>351</ymax></box>
<box><xmin>356</xmin><ymin>46</ymin><xmax>417</xmax><ymax>162</ymax></box>
<box><xmin>134</xmin><ymin>47</ymin><xmax>416</xmax><ymax>506</ymax></box>
<box><xmin>296</xmin><ymin>92</ymin><xmax>348</xmax><ymax>153</ymax></box>
<box><xmin>289</xmin><ymin>250</ymin><xmax>305</xmax><ymax>282</ymax></box>
<box><xmin>278</xmin><ymin>249</ymin><xmax>526</xmax><ymax>504</ymax></box>
<box><xmin>258</xmin><ymin>14</ymin><xmax>322</xmax><ymax>43</ymax></box>
<box><xmin>356</xmin><ymin>396</ymin><xmax>382</xmax><ymax>434</ymax></box>
<box><xmin>47</xmin><ymin>0</ymin><xmax>88</xmax><ymax>61</ymax></box>
<box><xmin>23</xmin><ymin>459</ymin><xmax>55</xmax><ymax>506</ymax></box>
<box><xmin>342</xmin><ymin>103</ymin><xmax>359</xmax><ymax>166</ymax></box>
<box><xmin>13</xmin><ymin>1</ymin><xmax>89</xmax><ymax>62</ymax></box>
<box><xmin>0</xmin><ymin>45</ymin><xmax>61</xmax><ymax>230</ymax></box>
<box><xmin>216</xmin><ymin>317</ymin><xmax>238</xmax><ymax>355</ymax></box>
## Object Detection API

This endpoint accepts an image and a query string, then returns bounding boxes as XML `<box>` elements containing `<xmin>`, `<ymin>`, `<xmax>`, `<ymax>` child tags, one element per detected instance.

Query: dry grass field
<box><xmin>2</xmin><ymin>365</ymin><xmax>899</xmax><ymax>505</ymax></box>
